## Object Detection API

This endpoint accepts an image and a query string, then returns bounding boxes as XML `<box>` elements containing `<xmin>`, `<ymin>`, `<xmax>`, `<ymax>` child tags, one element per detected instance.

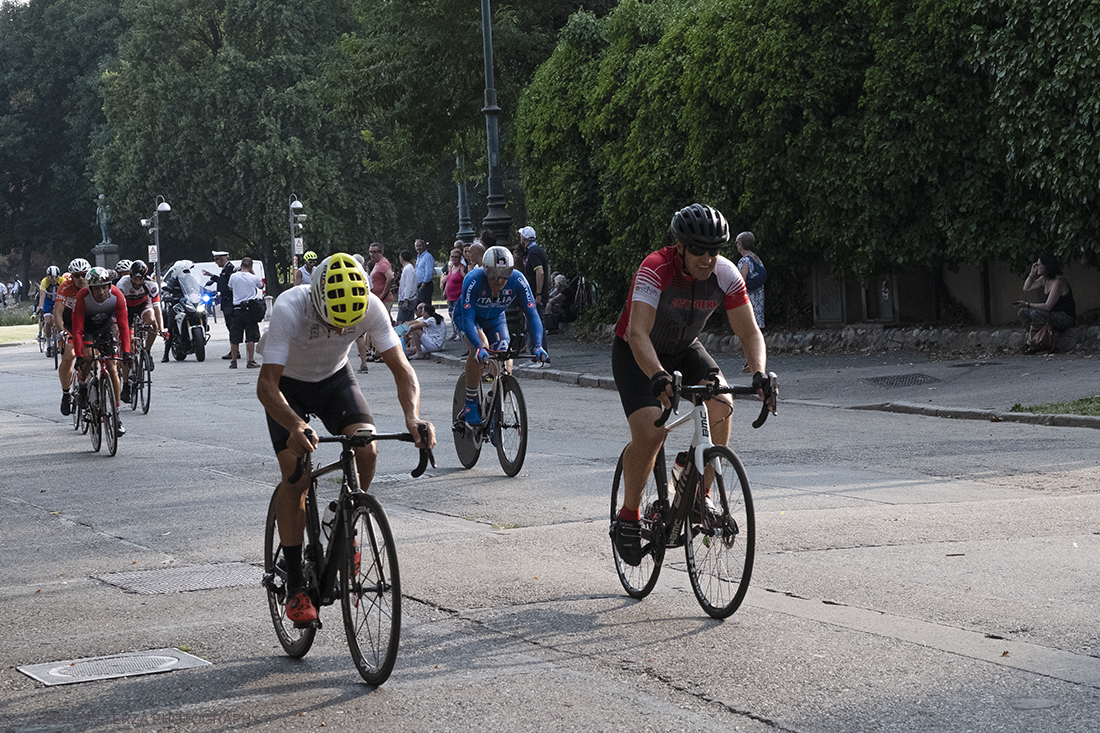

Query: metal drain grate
<box><xmin>863</xmin><ymin>373</ymin><xmax>940</xmax><ymax>389</ymax></box>
<box><xmin>18</xmin><ymin>648</ymin><xmax>210</xmax><ymax>686</ymax></box>
<box><xmin>94</xmin><ymin>562</ymin><xmax>262</xmax><ymax>595</ymax></box>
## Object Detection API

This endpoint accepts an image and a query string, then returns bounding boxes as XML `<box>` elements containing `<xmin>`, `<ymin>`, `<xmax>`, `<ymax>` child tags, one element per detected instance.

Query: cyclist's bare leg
<box><xmin>702</xmin><ymin>394</ymin><xmax>734</xmax><ymax>490</ymax></box>
<box><xmin>345</xmin><ymin>421</ymin><xmax>379</xmax><ymax>491</ymax></box>
<box><xmin>275</xmin><ymin>448</ymin><xmax>311</xmax><ymax>546</ymax></box>
<box><xmin>59</xmin><ymin>339</ymin><xmax>76</xmax><ymax>389</ymax></box>
<box><xmin>621</xmin><ymin>406</ymin><xmax>667</xmax><ymax>512</ymax></box>
<box><xmin>107</xmin><ymin>360</ymin><xmax>122</xmax><ymax>405</ymax></box>
<box><xmin>142</xmin><ymin>307</ymin><xmax>159</xmax><ymax>351</ymax></box>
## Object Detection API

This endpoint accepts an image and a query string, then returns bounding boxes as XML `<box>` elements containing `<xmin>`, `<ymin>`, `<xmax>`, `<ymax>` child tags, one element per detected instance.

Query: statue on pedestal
<box><xmin>95</xmin><ymin>194</ymin><xmax>113</xmax><ymax>245</ymax></box>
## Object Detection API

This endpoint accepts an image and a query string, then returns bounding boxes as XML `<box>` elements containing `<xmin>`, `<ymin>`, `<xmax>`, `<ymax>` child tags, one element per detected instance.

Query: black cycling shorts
<box><xmin>265</xmin><ymin>362</ymin><xmax>374</xmax><ymax>454</ymax></box>
<box><xmin>611</xmin><ymin>336</ymin><xmax>724</xmax><ymax>418</ymax></box>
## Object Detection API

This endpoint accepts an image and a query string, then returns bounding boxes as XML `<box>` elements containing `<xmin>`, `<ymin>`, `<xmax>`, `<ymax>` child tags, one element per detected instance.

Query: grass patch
<box><xmin>0</xmin><ymin>324</ymin><xmax>39</xmax><ymax>345</ymax></box>
<box><xmin>1010</xmin><ymin>396</ymin><xmax>1100</xmax><ymax>416</ymax></box>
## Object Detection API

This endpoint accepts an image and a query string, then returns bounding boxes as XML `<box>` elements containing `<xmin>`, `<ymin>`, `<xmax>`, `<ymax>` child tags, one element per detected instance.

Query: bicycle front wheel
<box><xmin>685</xmin><ymin>446</ymin><xmax>755</xmax><ymax>619</ymax></box>
<box><xmin>494</xmin><ymin>374</ymin><xmax>527</xmax><ymax>477</ymax></box>
<box><xmin>342</xmin><ymin>494</ymin><xmax>401</xmax><ymax>686</ymax></box>
<box><xmin>88</xmin><ymin>377</ymin><xmax>102</xmax><ymax>452</ymax></box>
<box><xmin>610</xmin><ymin>447</ymin><xmax>665</xmax><ymax>599</ymax></box>
<box><xmin>451</xmin><ymin>376</ymin><xmax>481</xmax><ymax>469</ymax></box>
<box><xmin>103</xmin><ymin>378</ymin><xmax>119</xmax><ymax>456</ymax></box>
<box><xmin>129</xmin><ymin>356</ymin><xmax>142</xmax><ymax>412</ymax></box>
<box><xmin>263</xmin><ymin>488</ymin><xmax>316</xmax><ymax>658</ymax></box>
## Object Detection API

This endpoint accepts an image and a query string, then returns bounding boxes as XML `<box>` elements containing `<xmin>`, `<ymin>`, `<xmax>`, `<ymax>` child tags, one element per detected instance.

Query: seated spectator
<box><xmin>544</xmin><ymin>274</ymin><xmax>579</xmax><ymax>333</ymax></box>
<box><xmin>1014</xmin><ymin>253</ymin><xmax>1076</xmax><ymax>353</ymax></box>
<box><xmin>404</xmin><ymin>302</ymin><xmax>446</xmax><ymax>360</ymax></box>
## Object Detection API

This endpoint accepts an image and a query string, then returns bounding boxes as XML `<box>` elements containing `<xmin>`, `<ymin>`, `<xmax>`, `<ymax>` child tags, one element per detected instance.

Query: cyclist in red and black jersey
<box><xmin>611</xmin><ymin>203</ymin><xmax>775</xmax><ymax>565</ymax></box>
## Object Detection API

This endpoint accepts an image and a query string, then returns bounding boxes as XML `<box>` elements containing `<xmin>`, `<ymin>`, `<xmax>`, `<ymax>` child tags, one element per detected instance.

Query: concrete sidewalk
<box><xmin>428</xmin><ymin>335</ymin><xmax>1100</xmax><ymax>429</ymax></box>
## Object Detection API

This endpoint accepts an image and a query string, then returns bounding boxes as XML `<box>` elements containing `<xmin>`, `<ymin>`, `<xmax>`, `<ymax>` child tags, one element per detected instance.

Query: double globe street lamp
<box><xmin>289</xmin><ymin>195</ymin><xmax>306</xmax><ymax>274</ymax></box>
<box><xmin>140</xmin><ymin>195</ymin><xmax>172</xmax><ymax>281</ymax></box>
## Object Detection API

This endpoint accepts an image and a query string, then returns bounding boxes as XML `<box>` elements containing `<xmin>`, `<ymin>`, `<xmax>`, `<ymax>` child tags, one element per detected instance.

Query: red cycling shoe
<box><xmin>286</xmin><ymin>591</ymin><xmax>318</xmax><ymax>624</ymax></box>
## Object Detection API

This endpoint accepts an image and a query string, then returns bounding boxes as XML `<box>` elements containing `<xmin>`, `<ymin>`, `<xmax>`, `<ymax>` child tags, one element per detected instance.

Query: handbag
<box><xmin>1026</xmin><ymin>323</ymin><xmax>1055</xmax><ymax>353</ymax></box>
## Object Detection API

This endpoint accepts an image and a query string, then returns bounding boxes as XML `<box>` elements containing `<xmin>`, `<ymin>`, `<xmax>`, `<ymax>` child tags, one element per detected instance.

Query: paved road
<box><xmin>1</xmin><ymin>324</ymin><xmax>1098</xmax><ymax>731</ymax></box>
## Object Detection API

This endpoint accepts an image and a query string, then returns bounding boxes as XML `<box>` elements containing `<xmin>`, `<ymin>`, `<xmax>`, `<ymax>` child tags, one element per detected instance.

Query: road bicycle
<box><xmin>78</xmin><ymin>345</ymin><xmax>123</xmax><ymax>456</ymax></box>
<box><xmin>451</xmin><ymin>342</ymin><xmax>529</xmax><ymax>477</ymax></box>
<box><xmin>126</xmin><ymin>319</ymin><xmax>155</xmax><ymax>414</ymax></box>
<box><xmin>263</xmin><ymin>425</ymin><xmax>434</xmax><ymax>686</ymax></box>
<box><xmin>610</xmin><ymin>369</ymin><xmax>778</xmax><ymax>619</ymax></box>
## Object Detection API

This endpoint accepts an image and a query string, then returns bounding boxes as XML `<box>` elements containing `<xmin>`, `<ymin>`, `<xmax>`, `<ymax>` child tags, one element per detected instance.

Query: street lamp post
<box><xmin>479</xmin><ymin>0</ymin><xmax>512</xmax><ymax>242</ymax></box>
<box><xmin>456</xmin><ymin>154</ymin><xmax>475</xmax><ymax>242</ymax></box>
<box><xmin>289</xmin><ymin>195</ymin><xmax>305</xmax><ymax>281</ymax></box>
<box><xmin>140</xmin><ymin>195</ymin><xmax>171</xmax><ymax>282</ymax></box>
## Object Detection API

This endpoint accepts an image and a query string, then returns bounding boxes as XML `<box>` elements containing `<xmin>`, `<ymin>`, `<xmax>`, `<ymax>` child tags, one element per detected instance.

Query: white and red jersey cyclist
<box><xmin>115</xmin><ymin>274</ymin><xmax>161</xmax><ymax>318</ymax></box>
<box><xmin>615</xmin><ymin>245</ymin><xmax>748</xmax><ymax>356</ymax></box>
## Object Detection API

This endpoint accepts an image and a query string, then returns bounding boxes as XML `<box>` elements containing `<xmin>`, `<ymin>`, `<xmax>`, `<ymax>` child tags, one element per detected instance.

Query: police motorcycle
<box><xmin>166</xmin><ymin>265</ymin><xmax>210</xmax><ymax>362</ymax></box>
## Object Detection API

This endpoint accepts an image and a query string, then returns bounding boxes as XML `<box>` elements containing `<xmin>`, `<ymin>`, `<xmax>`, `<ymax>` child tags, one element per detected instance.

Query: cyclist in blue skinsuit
<box><xmin>456</xmin><ymin>245</ymin><xmax>549</xmax><ymax>425</ymax></box>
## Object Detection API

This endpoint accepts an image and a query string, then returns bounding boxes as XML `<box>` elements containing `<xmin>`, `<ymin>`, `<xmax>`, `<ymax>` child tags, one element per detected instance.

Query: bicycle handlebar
<box><xmin>654</xmin><ymin>370</ymin><xmax>778</xmax><ymax>430</ymax></box>
<box><xmin>288</xmin><ymin>425</ymin><xmax>436</xmax><ymax>484</ymax></box>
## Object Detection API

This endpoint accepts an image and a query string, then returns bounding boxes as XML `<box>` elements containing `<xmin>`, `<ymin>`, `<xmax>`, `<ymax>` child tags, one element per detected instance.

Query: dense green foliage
<box><xmin>516</xmin><ymin>0</ymin><xmax>1100</xmax><ymax>319</ymax></box>
<box><xmin>0</xmin><ymin>0</ymin><xmax>128</xmax><ymax>276</ymax></box>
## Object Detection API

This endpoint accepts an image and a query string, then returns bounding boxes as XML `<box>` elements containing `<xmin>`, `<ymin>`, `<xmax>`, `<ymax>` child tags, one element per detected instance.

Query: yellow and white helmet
<box><xmin>309</xmin><ymin>253</ymin><xmax>369</xmax><ymax>328</ymax></box>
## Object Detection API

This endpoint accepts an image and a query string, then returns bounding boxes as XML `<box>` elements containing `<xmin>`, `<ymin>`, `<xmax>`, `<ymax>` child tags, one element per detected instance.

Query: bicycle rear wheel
<box><xmin>342</xmin><ymin>494</ymin><xmax>401</xmax><ymax>686</ymax></box>
<box><xmin>494</xmin><ymin>374</ymin><xmax>527</xmax><ymax>477</ymax></box>
<box><xmin>88</xmin><ymin>377</ymin><xmax>102</xmax><ymax>452</ymax></box>
<box><xmin>684</xmin><ymin>446</ymin><xmax>755</xmax><ymax>619</ymax></box>
<box><xmin>263</xmin><ymin>488</ymin><xmax>317</xmax><ymax>657</ymax></box>
<box><xmin>104</xmin><ymin>377</ymin><xmax>119</xmax><ymax>456</ymax></box>
<box><xmin>610</xmin><ymin>447</ymin><xmax>665</xmax><ymax>599</ymax></box>
<box><xmin>451</xmin><ymin>376</ymin><xmax>481</xmax><ymax>469</ymax></box>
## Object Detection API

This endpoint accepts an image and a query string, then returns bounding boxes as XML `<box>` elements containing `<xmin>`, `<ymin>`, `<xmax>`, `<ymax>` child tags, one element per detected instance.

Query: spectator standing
<box><xmin>518</xmin><ymin>225</ymin><xmax>551</xmax><ymax>366</ymax></box>
<box><xmin>443</xmin><ymin>246</ymin><xmax>466</xmax><ymax>339</ymax></box>
<box><xmin>227</xmin><ymin>258</ymin><xmax>265</xmax><ymax>369</ymax></box>
<box><xmin>414</xmin><ymin>239</ymin><xmax>435</xmax><ymax>306</ymax></box>
<box><xmin>368</xmin><ymin>243</ymin><xmax>395</xmax><ymax>316</ymax></box>
<box><xmin>203</xmin><ymin>251</ymin><xmax>237</xmax><ymax>359</ymax></box>
<box><xmin>736</xmin><ymin>232</ymin><xmax>765</xmax><ymax>329</ymax></box>
<box><xmin>12</xmin><ymin>277</ymin><xmax>22</xmax><ymax>302</ymax></box>
<box><xmin>0</xmin><ymin>280</ymin><xmax>7</xmax><ymax>307</ymax></box>
<box><xmin>396</xmin><ymin>250</ymin><xmax>418</xmax><ymax>323</ymax></box>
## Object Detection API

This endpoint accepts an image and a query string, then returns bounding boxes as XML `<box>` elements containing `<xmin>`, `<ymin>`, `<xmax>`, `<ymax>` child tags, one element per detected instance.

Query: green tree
<box><xmin>96</xmin><ymin>0</ymin><xmax>393</xmax><ymax>285</ymax></box>
<box><xmin>0</xmin><ymin>0</ymin><xmax>128</xmax><ymax>280</ymax></box>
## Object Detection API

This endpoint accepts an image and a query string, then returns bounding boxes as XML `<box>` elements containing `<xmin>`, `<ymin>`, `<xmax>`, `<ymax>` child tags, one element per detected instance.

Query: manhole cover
<box><xmin>863</xmin><ymin>373</ymin><xmax>940</xmax><ymax>389</ymax></box>
<box><xmin>18</xmin><ymin>648</ymin><xmax>210</xmax><ymax>686</ymax></box>
<box><xmin>94</xmin><ymin>562</ymin><xmax>262</xmax><ymax>595</ymax></box>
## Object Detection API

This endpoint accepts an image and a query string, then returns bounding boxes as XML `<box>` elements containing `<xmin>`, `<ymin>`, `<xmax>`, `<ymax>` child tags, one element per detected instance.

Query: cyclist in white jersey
<box><xmin>256</xmin><ymin>253</ymin><xmax>435</xmax><ymax>624</ymax></box>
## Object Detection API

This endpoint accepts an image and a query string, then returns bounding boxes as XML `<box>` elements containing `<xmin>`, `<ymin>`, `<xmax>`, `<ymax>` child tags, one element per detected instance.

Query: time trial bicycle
<box><xmin>610</xmin><ymin>369</ymin><xmax>778</xmax><ymax>619</ymax></box>
<box><xmin>451</xmin><ymin>344</ymin><xmax>529</xmax><ymax>477</ymax></box>
<box><xmin>263</xmin><ymin>425</ymin><xmax>434</xmax><ymax>686</ymax></box>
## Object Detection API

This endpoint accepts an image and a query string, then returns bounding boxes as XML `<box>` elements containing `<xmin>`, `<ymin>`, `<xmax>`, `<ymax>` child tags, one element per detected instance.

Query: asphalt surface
<box><xmin>2</xmin><ymin>320</ymin><xmax>1099</xmax><ymax>732</ymax></box>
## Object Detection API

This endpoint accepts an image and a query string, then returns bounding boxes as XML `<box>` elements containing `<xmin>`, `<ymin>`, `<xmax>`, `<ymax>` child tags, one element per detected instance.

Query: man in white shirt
<box><xmin>396</xmin><ymin>249</ymin><xmax>417</xmax><ymax>323</ymax></box>
<box><xmin>227</xmin><ymin>257</ymin><xmax>265</xmax><ymax>368</ymax></box>
<box><xmin>256</xmin><ymin>253</ymin><xmax>434</xmax><ymax>625</ymax></box>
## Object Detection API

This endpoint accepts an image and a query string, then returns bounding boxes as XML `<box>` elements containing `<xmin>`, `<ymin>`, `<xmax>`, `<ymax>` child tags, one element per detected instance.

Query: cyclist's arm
<box><xmin>113</xmin><ymin>288</ymin><xmax>131</xmax><ymax>354</ymax></box>
<box><xmin>624</xmin><ymin>301</ymin><xmax>671</xmax><ymax>407</ymax></box>
<box><xmin>726</xmin><ymin>303</ymin><xmax>765</xmax><ymax>375</ymax></box>
<box><xmin>53</xmin><ymin>298</ymin><xmax>65</xmax><ymax>333</ymax></box>
<box><xmin>514</xmin><ymin>274</ymin><xmax>545</xmax><ymax>349</ymax></box>
<box><xmin>256</xmin><ymin>363</ymin><xmax>317</xmax><ymax>456</ymax></box>
<box><xmin>457</xmin><ymin>273</ymin><xmax>485</xmax><ymax>345</ymax></box>
<box><xmin>376</xmin><ymin>344</ymin><xmax>434</xmax><ymax>449</ymax></box>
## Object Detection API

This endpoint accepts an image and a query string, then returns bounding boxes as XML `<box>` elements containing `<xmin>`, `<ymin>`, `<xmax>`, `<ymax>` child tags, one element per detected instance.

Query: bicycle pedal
<box><xmin>292</xmin><ymin>619</ymin><xmax>322</xmax><ymax>630</ymax></box>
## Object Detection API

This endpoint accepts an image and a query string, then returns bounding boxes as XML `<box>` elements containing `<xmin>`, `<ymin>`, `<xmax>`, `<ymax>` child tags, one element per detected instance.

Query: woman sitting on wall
<box><xmin>1014</xmin><ymin>253</ymin><xmax>1076</xmax><ymax>352</ymax></box>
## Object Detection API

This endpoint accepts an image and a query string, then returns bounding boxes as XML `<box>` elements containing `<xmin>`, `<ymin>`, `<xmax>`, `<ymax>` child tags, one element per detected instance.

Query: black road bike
<box><xmin>263</xmin><ymin>426</ymin><xmax>434</xmax><ymax>686</ymax></box>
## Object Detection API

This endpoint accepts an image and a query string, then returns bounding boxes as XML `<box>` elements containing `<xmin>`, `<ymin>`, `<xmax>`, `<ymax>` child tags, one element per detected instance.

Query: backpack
<box><xmin>744</xmin><ymin>258</ymin><xmax>767</xmax><ymax>290</ymax></box>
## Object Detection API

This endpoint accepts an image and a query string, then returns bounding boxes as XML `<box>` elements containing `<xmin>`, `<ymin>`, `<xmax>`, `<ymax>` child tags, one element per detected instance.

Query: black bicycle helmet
<box><xmin>670</xmin><ymin>203</ymin><xmax>729</xmax><ymax>249</ymax></box>
<box><xmin>130</xmin><ymin>260</ymin><xmax>149</xmax><ymax>277</ymax></box>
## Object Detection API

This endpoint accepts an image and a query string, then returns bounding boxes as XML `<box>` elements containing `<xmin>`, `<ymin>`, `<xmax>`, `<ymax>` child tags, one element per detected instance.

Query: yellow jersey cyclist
<box><xmin>56</xmin><ymin>258</ymin><xmax>90</xmax><ymax>416</ymax></box>
<box><xmin>256</xmin><ymin>253</ymin><xmax>436</xmax><ymax>624</ymax></box>
<box><xmin>37</xmin><ymin>266</ymin><xmax>62</xmax><ymax>356</ymax></box>
<box><xmin>611</xmin><ymin>203</ymin><xmax>776</xmax><ymax>565</ymax></box>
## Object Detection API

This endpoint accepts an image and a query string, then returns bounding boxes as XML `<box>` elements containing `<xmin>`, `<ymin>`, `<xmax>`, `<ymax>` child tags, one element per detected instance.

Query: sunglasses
<box><xmin>684</xmin><ymin>244</ymin><xmax>722</xmax><ymax>258</ymax></box>
<box><xmin>73</xmin><ymin>273</ymin><xmax>87</xmax><ymax>279</ymax></box>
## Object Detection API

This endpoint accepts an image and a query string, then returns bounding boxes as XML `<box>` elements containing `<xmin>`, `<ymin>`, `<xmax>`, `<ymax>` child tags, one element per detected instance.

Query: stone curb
<box><xmin>428</xmin><ymin>353</ymin><xmax>1100</xmax><ymax>429</ymax></box>
<box><xmin>851</xmin><ymin>401</ymin><xmax>1100</xmax><ymax>430</ymax></box>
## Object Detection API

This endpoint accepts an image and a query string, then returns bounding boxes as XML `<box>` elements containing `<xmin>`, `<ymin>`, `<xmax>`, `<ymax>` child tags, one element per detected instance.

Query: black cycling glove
<box><xmin>650</xmin><ymin>370</ymin><xmax>672</xmax><ymax>398</ymax></box>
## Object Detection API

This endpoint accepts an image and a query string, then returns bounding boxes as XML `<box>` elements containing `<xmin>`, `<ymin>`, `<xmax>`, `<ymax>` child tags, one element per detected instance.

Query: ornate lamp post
<box><xmin>456</xmin><ymin>154</ymin><xmax>475</xmax><ymax>242</ymax></box>
<box><xmin>140</xmin><ymin>195</ymin><xmax>171</xmax><ymax>281</ymax></box>
<box><xmin>479</xmin><ymin>0</ymin><xmax>511</xmax><ymax>242</ymax></box>
<box><xmin>289</xmin><ymin>194</ymin><xmax>306</xmax><ymax>279</ymax></box>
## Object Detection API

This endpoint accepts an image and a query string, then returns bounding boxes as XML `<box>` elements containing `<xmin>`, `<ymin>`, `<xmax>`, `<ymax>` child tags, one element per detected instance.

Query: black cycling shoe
<box><xmin>61</xmin><ymin>392</ymin><xmax>72</xmax><ymax>416</ymax></box>
<box><xmin>120</xmin><ymin>382</ymin><xmax>131</xmax><ymax>403</ymax></box>
<box><xmin>613</xmin><ymin>518</ymin><xmax>644</xmax><ymax>567</ymax></box>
